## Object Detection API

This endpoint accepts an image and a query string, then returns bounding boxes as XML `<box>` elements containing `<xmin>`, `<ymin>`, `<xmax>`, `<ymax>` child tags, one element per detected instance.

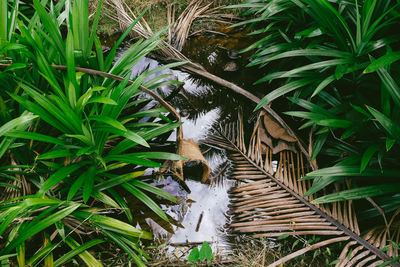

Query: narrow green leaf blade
<box><xmin>312</xmin><ymin>184</ymin><xmax>400</xmax><ymax>204</ymax></box>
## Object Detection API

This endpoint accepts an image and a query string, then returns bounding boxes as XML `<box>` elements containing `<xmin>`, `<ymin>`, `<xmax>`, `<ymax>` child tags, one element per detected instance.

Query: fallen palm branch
<box><xmin>268</xmin><ymin>236</ymin><xmax>350</xmax><ymax>267</ymax></box>
<box><xmin>335</xmin><ymin>210</ymin><xmax>400</xmax><ymax>267</ymax></box>
<box><xmin>105</xmin><ymin>0</ymin><xmax>195</xmax><ymax>65</ymax></box>
<box><xmin>168</xmin><ymin>0</ymin><xmax>223</xmax><ymax>51</ymax></box>
<box><xmin>203</xmin><ymin>111</ymin><xmax>397</xmax><ymax>266</ymax></box>
<box><xmin>1</xmin><ymin>154</ymin><xmax>31</xmax><ymax>201</ymax></box>
<box><xmin>169</xmin><ymin>1</ymin><xmax>210</xmax><ymax>50</ymax></box>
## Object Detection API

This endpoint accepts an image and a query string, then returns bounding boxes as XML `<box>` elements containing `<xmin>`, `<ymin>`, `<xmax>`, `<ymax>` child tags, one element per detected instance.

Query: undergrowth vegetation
<box><xmin>0</xmin><ymin>0</ymin><xmax>184</xmax><ymax>266</ymax></box>
<box><xmin>234</xmin><ymin>0</ymin><xmax>400</xmax><ymax>226</ymax></box>
<box><xmin>91</xmin><ymin>0</ymin><xmax>243</xmax><ymax>36</ymax></box>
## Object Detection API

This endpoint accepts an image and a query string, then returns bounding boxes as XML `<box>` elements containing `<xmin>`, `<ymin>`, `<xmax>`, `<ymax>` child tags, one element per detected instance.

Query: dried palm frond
<box><xmin>335</xmin><ymin>210</ymin><xmax>400</xmax><ymax>267</ymax></box>
<box><xmin>1</xmin><ymin>154</ymin><xmax>31</xmax><ymax>201</ymax></box>
<box><xmin>203</xmin><ymin>111</ymin><xmax>394</xmax><ymax>266</ymax></box>
<box><xmin>104</xmin><ymin>0</ymin><xmax>242</xmax><ymax>73</ymax></box>
<box><xmin>209</xmin><ymin>160</ymin><xmax>231</xmax><ymax>186</ymax></box>
<box><xmin>107</xmin><ymin>0</ymin><xmax>236</xmax><ymax>52</ymax></box>
<box><xmin>169</xmin><ymin>0</ymin><xmax>212</xmax><ymax>50</ymax></box>
<box><xmin>105</xmin><ymin>0</ymin><xmax>194</xmax><ymax>64</ymax></box>
<box><xmin>168</xmin><ymin>0</ymin><xmax>231</xmax><ymax>50</ymax></box>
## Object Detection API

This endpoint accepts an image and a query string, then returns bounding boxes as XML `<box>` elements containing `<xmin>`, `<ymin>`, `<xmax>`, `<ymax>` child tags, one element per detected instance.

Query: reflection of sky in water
<box><xmin>117</xmin><ymin>50</ymin><xmax>235</xmax><ymax>255</ymax></box>
<box><xmin>148</xmin><ymin>156</ymin><xmax>233</xmax><ymax>255</ymax></box>
<box><xmin>170</xmin><ymin>179</ymin><xmax>233</xmax><ymax>245</ymax></box>
<box><xmin>116</xmin><ymin>49</ymin><xmax>209</xmax><ymax>95</ymax></box>
<box><xmin>169</xmin><ymin>108</ymin><xmax>220</xmax><ymax>142</ymax></box>
<box><xmin>207</xmin><ymin>51</ymin><xmax>218</xmax><ymax>65</ymax></box>
<box><xmin>170</xmin><ymin>153</ymin><xmax>232</xmax><ymax>251</ymax></box>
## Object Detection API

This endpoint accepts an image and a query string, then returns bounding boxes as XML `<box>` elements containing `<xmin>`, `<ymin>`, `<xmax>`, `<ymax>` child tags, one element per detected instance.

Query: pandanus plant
<box><xmin>0</xmin><ymin>0</ymin><xmax>185</xmax><ymax>266</ymax></box>
<box><xmin>226</xmin><ymin>0</ymin><xmax>400</xmax><ymax>265</ymax></box>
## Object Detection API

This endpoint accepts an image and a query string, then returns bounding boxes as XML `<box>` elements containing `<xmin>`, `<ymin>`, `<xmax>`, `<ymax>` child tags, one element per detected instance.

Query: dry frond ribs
<box><xmin>203</xmin><ymin>111</ymin><xmax>397</xmax><ymax>266</ymax></box>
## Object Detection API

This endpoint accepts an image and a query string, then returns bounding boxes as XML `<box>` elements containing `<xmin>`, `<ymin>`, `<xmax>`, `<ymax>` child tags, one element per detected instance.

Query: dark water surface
<box><xmin>115</xmin><ymin>28</ymin><xmax>270</xmax><ymax>259</ymax></box>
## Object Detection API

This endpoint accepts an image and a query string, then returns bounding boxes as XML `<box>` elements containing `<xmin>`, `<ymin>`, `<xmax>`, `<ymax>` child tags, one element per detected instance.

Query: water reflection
<box><xmin>174</xmin><ymin>108</ymin><xmax>220</xmax><ymax>142</ymax></box>
<box><xmin>114</xmin><ymin>52</ymin><xmax>235</xmax><ymax>257</ymax></box>
<box><xmin>170</xmin><ymin>178</ymin><xmax>233</xmax><ymax>245</ymax></box>
<box><xmin>116</xmin><ymin>32</ymin><xmax>253</xmax><ymax>258</ymax></box>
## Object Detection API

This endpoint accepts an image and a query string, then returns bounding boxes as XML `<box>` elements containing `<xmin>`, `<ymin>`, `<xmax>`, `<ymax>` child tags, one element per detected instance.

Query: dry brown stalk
<box><xmin>268</xmin><ymin>236</ymin><xmax>350</xmax><ymax>267</ymax></box>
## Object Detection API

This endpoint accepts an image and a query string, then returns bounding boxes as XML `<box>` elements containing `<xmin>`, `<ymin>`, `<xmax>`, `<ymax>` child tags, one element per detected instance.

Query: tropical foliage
<box><xmin>0</xmin><ymin>0</ymin><xmax>183</xmax><ymax>265</ymax></box>
<box><xmin>234</xmin><ymin>0</ymin><xmax>400</xmax><ymax>223</ymax></box>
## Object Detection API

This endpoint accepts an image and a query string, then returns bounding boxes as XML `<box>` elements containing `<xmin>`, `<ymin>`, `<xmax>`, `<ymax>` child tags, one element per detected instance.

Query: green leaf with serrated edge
<box><xmin>0</xmin><ymin>254</ymin><xmax>17</xmax><ymax>261</ymax></box>
<box><xmin>254</xmin><ymin>78</ymin><xmax>315</xmax><ymax>110</ymax></box>
<box><xmin>72</xmin><ymin>211</ymin><xmax>152</xmax><ymax>239</ymax></box>
<box><xmin>26</xmin><ymin>243</ymin><xmax>57</xmax><ymax>266</ymax></box>
<box><xmin>104</xmin><ymin>155</ymin><xmax>162</xmax><ymax>168</ymax></box>
<box><xmin>313</xmin><ymin>250</ymin><xmax>318</xmax><ymax>259</ymax></box>
<box><xmin>117</xmin><ymin>152</ymin><xmax>186</xmax><ymax>161</ymax></box>
<box><xmin>64</xmin><ymin>236</ymin><xmax>103</xmax><ymax>267</ymax></box>
<box><xmin>91</xmin><ymin>191</ymin><xmax>120</xmax><ymax>208</ymax></box>
<box><xmin>131</xmin><ymin>180</ymin><xmax>176</xmax><ymax>203</ymax></box>
<box><xmin>377</xmin><ymin>261</ymin><xmax>391</xmax><ymax>267</ymax></box>
<box><xmin>330</xmin><ymin>259</ymin><xmax>340</xmax><ymax>265</ymax></box>
<box><xmin>38</xmin><ymin>150</ymin><xmax>73</xmax><ymax>160</ymax></box>
<box><xmin>89</xmin><ymin>115</ymin><xmax>127</xmax><ymax>131</ymax></box>
<box><xmin>316</xmin><ymin>119</ymin><xmax>352</xmax><ymax>128</ymax></box>
<box><xmin>304</xmin><ymin>176</ymin><xmax>343</xmax><ymax>197</ymax></box>
<box><xmin>109</xmin><ymin>122</ymin><xmax>182</xmax><ymax>155</ymax></box>
<box><xmin>94</xmin><ymin>171</ymin><xmax>144</xmax><ymax>192</ymax></box>
<box><xmin>292</xmin><ymin>239</ymin><xmax>300</xmax><ymax>250</ymax></box>
<box><xmin>5</xmin><ymin>130</ymin><xmax>68</xmax><ymax>146</ymax></box>
<box><xmin>311</xmin><ymin>132</ymin><xmax>328</xmax><ymax>160</ymax></box>
<box><xmin>368</xmin><ymin>106</ymin><xmax>400</xmax><ymax>140</ymax></box>
<box><xmin>86</xmin><ymin>97</ymin><xmax>117</xmax><ymax>105</ymax></box>
<box><xmin>306</xmin><ymin>166</ymin><xmax>400</xmax><ymax>178</ymax></box>
<box><xmin>381</xmin><ymin>245</ymin><xmax>390</xmax><ymax>252</ymax></box>
<box><xmin>0</xmin><ymin>113</ymin><xmax>37</xmax><ymax>137</ymax></box>
<box><xmin>376</xmin><ymin>67</ymin><xmax>400</xmax><ymax>108</ymax></box>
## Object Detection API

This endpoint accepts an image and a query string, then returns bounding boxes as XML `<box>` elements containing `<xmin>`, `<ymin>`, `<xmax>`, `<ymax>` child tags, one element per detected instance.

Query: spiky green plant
<box><xmin>0</xmin><ymin>0</ymin><xmax>184</xmax><ymax>265</ymax></box>
<box><xmin>233</xmin><ymin>0</ymin><xmax>400</xmax><ymax>220</ymax></box>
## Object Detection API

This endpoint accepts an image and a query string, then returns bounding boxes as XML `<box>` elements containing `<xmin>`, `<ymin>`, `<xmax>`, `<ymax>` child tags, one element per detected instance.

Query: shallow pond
<box><xmin>123</xmin><ymin>55</ymin><xmax>238</xmax><ymax>257</ymax></box>
<box><xmin>113</xmin><ymin>26</ymin><xmax>279</xmax><ymax>263</ymax></box>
